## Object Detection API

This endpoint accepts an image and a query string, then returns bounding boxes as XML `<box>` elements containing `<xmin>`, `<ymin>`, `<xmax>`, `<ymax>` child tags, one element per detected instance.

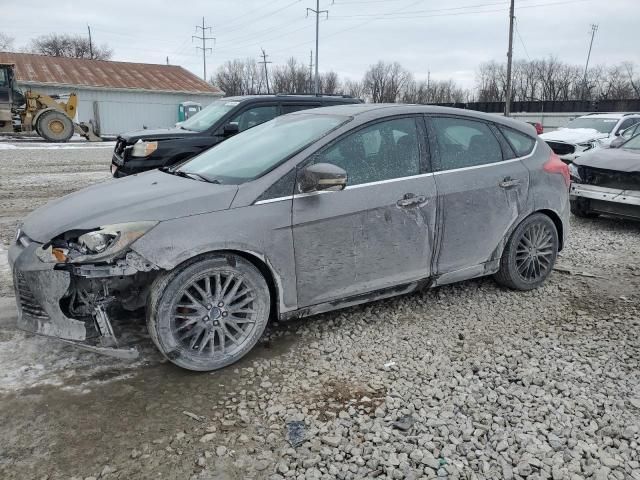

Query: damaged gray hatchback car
<box><xmin>9</xmin><ymin>105</ymin><xmax>570</xmax><ymax>371</ymax></box>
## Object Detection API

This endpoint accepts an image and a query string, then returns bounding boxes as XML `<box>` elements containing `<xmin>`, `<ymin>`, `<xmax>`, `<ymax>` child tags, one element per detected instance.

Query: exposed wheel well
<box><xmin>537</xmin><ymin>209</ymin><xmax>564</xmax><ymax>251</ymax></box>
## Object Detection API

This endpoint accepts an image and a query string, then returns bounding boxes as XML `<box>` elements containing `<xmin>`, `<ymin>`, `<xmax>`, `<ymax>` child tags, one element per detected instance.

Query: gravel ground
<box><xmin>0</xmin><ymin>141</ymin><xmax>639</xmax><ymax>480</ymax></box>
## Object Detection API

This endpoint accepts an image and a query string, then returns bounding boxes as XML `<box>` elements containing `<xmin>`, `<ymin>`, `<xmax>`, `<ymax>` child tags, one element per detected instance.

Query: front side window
<box><xmin>313</xmin><ymin>117</ymin><xmax>421</xmax><ymax>186</ymax></box>
<box><xmin>622</xmin><ymin>132</ymin><xmax>640</xmax><ymax>150</ymax></box>
<box><xmin>500</xmin><ymin>126</ymin><xmax>536</xmax><ymax>157</ymax></box>
<box><xmin>432</xmin><ymin>117</ymin><xmax>503</xmax><ymax>170</ymax></box>
<box><xmin>617</xmin><ymin>118</ymin><xmax>639</xmax><ymax>133</ymax></box>
<box><xmin>230</xmin><ymin>105</ymin><xmax>278</xmax><ymax>132</ymax></box>
<box><xmin>178</xmin><ymin>113</ymin><xmax>349</xmax><ymax>184</ymax></box>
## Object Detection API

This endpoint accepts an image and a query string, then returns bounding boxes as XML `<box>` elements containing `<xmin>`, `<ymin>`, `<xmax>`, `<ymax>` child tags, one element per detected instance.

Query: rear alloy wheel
<box><xmin>148</xmin><ymin>254</ymin><xmax>270</xmax><ymax>371</ymax></box>
<box><xmin>494</xmin><ymin>213</ymin><xmax>559</xmax><ymax>290</ymax></box>
<box><xmin>37</xmin><ymin>110</ymin><xmax>74</xmax><ymax>142</ymax></box>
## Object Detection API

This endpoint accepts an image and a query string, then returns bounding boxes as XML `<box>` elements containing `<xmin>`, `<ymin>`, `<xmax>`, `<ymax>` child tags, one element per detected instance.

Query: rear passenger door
<box><xmin>427</xmin><ymin>115</ymin><xmax>530</xmax><ymax>277</ymax></box>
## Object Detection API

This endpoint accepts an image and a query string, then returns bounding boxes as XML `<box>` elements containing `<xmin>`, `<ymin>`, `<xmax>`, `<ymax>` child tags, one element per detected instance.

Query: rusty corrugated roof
<box><xmin>0</xmin><ymin>52</ymin><xmax>222</xmax><ymax>95</ymax></box>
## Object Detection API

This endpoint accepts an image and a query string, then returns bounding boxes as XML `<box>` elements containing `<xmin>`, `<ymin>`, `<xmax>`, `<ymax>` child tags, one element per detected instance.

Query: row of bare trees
<box><xmin>212</xmin><ymin>58</ymin><xmax>468</xmax><ymax>103</ymax></box>
<box><xmin>477</xmin><ymin>57</ymin><xmax>640</xmax><ymax>102</ymax></box>
<box><xmin>0</xmin><ymin>32</ymin><xmax>112</xmax><ymax>60</ymax></box>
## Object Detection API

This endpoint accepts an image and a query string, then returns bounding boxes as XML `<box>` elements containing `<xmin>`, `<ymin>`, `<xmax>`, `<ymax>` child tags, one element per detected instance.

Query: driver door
<box><xmin>292</xmin><ymin>116</ymin><xmax>438</xmax><ymax>307</ymax></box>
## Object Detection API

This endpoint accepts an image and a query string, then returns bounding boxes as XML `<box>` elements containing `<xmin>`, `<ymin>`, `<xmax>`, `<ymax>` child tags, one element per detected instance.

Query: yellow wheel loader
<box><xmin>0</xmin><ymin>62</ymin><xmax>101</xmax><ymax>142</ymax></box>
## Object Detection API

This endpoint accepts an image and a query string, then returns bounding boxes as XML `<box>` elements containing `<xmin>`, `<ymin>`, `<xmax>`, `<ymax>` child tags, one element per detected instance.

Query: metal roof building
<box><xmin>0</xmin><ymin>52</ymin><xmax>224</xmax><ymax>136</ymax></box>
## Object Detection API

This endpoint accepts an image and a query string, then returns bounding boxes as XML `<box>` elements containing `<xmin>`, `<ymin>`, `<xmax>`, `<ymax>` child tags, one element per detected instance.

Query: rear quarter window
<box><xmin>500</xmin><ymin>127</ymin><xmax>536</xmax><ymax>157</ymax></box>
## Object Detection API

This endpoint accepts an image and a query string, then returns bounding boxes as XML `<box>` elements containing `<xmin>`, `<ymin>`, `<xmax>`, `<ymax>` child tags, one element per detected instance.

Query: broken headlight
<box><xmin>37</xmin><ymin>221</ymin><xmax>158</xmax><ymax>264</ymax></box>
<box><xmin>568</xmin><ymin>163</ymin><xmax>582</xmax><ymax>182</ymax></box>
<box><xmin>130</xmin><ymin>140</ymin><xmax>158</xmax><ymax>157</ymax></box>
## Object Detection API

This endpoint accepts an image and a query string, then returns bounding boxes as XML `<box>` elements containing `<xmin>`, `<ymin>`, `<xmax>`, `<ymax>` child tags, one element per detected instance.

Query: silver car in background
<box><xmin>9</xmin><ymin>105</ymin><xmax>570</xmax><ymax>371</ymax></box>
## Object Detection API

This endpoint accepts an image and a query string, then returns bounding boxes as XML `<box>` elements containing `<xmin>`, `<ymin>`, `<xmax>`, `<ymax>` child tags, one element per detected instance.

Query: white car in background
<box><xmin>540</xmin><ymin>113</ymin><xmax>640</xmax><ymax>162</ymax></box>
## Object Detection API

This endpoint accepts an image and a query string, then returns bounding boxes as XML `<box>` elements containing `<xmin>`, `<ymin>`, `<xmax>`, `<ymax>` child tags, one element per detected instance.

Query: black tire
<box><xmin>570</xmin><ymin>198</ymin><xmax>599</xmax><ymax>218</ymax></box>
<box><xmin>147</xmin><ymin>254</ymin><xmax>270</xmax><ymax>371</ymax></box>
<box><xmin>37</xmin><ymin>110</ymin><xmax>74</xmax><ymax>142</ymax></box>
<box><xmin>494</xmin><ymin>213</ymin><xmax>559</xmax><ymax>291</ymax></box>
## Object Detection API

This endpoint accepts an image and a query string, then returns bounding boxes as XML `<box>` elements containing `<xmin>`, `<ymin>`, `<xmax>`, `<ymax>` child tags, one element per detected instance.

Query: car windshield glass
<box><xmin>565</xmin><ymin>117</ymin><xmax>618</xmax><ymax>134</ymax></box>
<box><xmin>180</xmin><ymin>100</ymin><xmax>239</xmax><ymax>132</ymax></box>
<box><xmin>178</xmin><ymin>113</ymin><xmax>349</xmax><ymax>184</ymax></box>
<box><xmin>622</xmin><ymin>133</ymin><xmax>640</xmax><ymax>150</ymax></box>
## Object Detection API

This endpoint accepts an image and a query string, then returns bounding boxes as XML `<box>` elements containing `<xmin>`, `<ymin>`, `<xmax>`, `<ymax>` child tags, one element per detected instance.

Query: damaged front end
<box><xmin>9</xmin><ymin>222</ymin><xmax>161</xmax><ymax>359</ymax></box>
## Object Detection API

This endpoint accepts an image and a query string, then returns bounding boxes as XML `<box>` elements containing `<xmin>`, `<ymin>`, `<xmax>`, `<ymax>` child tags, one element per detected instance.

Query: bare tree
<box><xmin>271</xmin><ymin>57</ymin><xmax>308</xmax><ymax>94</ymax></box>
<box><xmin>213</xmin><ymin>59</ymin><xmax>264</xmax><ymax>96</ymax></box>
<box><xmin>0</xmin><ymin>33</ymin><xmax>14</xmax><ymax>51</ymax></box>
<box><xmin>30</xmin><ymin>33</ymin><xmax>112</xmax><ymax>60</ymax></box>
<box><xmin>363</xmin><ymin>61</ymin><xmax>412</xmax><ymax>103</ymax></box>
<box><xmin>343</xmin><ymin>79</ymin><xmax>366</xmax><ymax>99</ymax></box>
<box><xmin>624</xmin><ymin>62</ymin><xmax>640</xmax><ymax>98</ymax></box>
<box><xmin>320</xmin><ymin>71</ymin><xmax>339</xmax><ymax>94</ymax></box>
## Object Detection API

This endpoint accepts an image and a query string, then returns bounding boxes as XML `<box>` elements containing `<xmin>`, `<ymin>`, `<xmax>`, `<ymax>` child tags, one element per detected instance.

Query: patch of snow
<box><xmin>0</xmin><ymin>142</ymin><xmax>115</xmax><ymax>150</ymax></box>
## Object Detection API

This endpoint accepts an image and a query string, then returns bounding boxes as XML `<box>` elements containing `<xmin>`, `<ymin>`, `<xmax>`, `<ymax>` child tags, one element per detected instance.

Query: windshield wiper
<box><xmin>162</xmin><ymin>167</ymin><xmax>220</xmax><ymax>184</ymax></box>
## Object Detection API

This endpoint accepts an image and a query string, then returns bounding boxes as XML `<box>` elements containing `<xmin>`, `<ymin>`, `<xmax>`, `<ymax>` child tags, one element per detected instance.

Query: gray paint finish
<box><xmin>9</xmin><ymin>104</ymin><xmax>570</xmax><ymax>360</ymax></box>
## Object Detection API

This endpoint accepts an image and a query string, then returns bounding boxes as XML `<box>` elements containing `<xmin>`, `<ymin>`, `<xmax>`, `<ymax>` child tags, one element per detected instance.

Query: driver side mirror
<box><xmin>298</xmin><ymin>163</ymin><xmax>347</xmax><ymax>194</ymax></box>
<box><xmin>222</xmin><ymin>122</ymin><xmax>239</xmax><ymax>137</ymax></box>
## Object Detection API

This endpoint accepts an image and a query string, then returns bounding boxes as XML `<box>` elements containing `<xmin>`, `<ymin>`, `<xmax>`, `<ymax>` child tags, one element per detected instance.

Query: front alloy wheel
<box><xmin>148</xmin><ymin>254</ymin><xmax>270</xmax><ymax>371</ymax></box>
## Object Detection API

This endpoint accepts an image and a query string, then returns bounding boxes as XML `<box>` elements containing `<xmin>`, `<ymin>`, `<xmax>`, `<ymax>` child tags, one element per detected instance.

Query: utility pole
<box><xmin>308</xmin><ymin>50</ymin><xmax>314</xmax><ymax>93</ymax></box>
<box><xmin>87</xmin><ymin>25</ymin><xmax>93</xmax><ymax>60</ymax></box>
<box><xmin>193</xmin><ymin>17</ymin><xmax>215</xmax><ymax>81</ymax></box>
<box><xmin>166</xmin><ymin>56</ymin><xmax>169</xmax><ymax>65</ymax></box>
<box><xmin>426</xmin><ymin>70</ymin><xmax>431</xmax><ymax>102</ymax></box>
<box><xmin>504</xmin><ymin>0</ymin><xmax>515</xmax><ymax>116</ymax></box>
<box><xmin>582</xmin><ymin>24</ymin><xmax>599</xmax><ymax>100</ymax></box>
<box><xmin>307</xmin><ymin>1</ymin><xmax>329</xmax><ymax>95</ymax></box>
<box><xmin>258</xmin><ymin>48</ymin><xmax>272</xmax><ymax>94</ymax></box>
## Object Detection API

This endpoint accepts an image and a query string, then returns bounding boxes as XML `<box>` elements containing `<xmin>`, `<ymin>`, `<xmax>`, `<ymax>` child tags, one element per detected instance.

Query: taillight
<box><xmin>543</xmin><ymin>152</ymin><xmax>570</xmax><ymax>187</ymax></box>
<box><xmin>535</xmin><ymin>123</ymin><xmax>544</xmax><ymax>135</ymax></box>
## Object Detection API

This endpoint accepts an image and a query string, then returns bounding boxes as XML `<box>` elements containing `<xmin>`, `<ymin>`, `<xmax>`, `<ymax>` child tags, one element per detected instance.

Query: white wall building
<box><xmin>0</xmin><ymin>52</ymin><xmax>224</xmax><ymax>136</ymax></box>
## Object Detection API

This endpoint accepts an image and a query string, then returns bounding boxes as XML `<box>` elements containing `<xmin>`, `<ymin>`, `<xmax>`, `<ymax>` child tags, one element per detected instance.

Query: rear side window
<box><xmin>282</xmin><ymin>104</ymin><xmax>321</xmax><ymax>114</ymax></box>
<box><xmin>230</xmin><ymin>105</ymin><xmax>278</xmax><ymax>132</ymax></box>
<box><xmin>500</xmin><ymin>127</ymin><xmax>536</xmax><ymax>157</ymax></box>
<box><xmin>431</xmin><ymin>117</ymin><xmax>503</xmax><ymax>170</ymax></box>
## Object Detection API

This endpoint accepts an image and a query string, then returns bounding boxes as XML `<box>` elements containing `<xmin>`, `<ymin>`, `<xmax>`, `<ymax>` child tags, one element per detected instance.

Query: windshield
<box><xmin>622</xmin><ymin>133</ymin><xmax>640</xmax><ymax>150</ymax></box>
<box><xmin>565</xmin><ymin>117</ymin><xmax>618</xmax><ymax>134</ymax></box>
<box><xmin>180</xmin><ymin>100</ymin><xmax>240</xmax><ymax>132</ymax></box>
<box><xmin>178</xmin><ymin>113</ymin><xmax>349</xmax><ymax>184</ymax></box>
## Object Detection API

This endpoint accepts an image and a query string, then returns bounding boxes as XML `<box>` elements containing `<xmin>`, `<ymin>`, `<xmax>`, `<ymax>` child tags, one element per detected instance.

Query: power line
<box><xmin>193</xmin><ymin>17</ymin><xmax>215</xmax><ymax>81</ymax></box>
<box><xmin>215</xmin><ymin>0</ymin><xmax>300</xmax><ymax>35</ymax></box>
<box><xmin>515</xmin><ymin>18</ymin><xmax>531</xmax><ymax>61</ymax></box>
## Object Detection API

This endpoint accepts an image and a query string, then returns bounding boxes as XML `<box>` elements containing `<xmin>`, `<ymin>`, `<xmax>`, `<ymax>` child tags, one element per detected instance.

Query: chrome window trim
<box><xmin>253</xmin><ymin>141</ymin><xmax>538</xmax><ymax>205</ymax></box>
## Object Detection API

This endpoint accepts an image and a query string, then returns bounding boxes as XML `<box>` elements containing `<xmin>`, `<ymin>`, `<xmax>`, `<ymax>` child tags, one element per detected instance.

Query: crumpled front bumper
<box><xmin>8</xmin><ymin>240</ymin><xmax>139</xmax><ymax>360</ymax></box>
<box><xmin>571</xmin><ymin>183</ymin><xmax>640</xmax><ymax>219</ymax></box>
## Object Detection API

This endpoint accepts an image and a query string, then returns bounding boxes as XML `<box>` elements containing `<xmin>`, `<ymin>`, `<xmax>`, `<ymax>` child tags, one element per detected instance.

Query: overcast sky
<box><xmin>3</xmin><ymin>0</ymin><xmax>640</xmax><ymax>89</ymax></box>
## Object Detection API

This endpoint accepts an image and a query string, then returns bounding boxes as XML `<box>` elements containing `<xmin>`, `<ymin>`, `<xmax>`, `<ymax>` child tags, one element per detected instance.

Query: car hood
<box><xmin>120</xmin><ymin>127</ymin><xmax>199</xmax><ymax>143</ymax></box>
<box><xmin>22</xmin><ymin>170</ymin><xmax>239</xmax><ymax>242</ymax></box>
<box><xmin>540</xmin><ymin>128</ymin><xmax>609</xmax><ymax>144</ymax></box>
<box><xmin>574</xmin><ymin>147</ymin><xmax>640</xmax><ymax>173</ymax></box>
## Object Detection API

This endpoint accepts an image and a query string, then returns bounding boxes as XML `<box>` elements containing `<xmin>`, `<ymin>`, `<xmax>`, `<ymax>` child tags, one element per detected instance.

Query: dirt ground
<box><xmin>1</xmin><ymin>141</ymin><xmax>639</xmax><ymax>480</ymax></box>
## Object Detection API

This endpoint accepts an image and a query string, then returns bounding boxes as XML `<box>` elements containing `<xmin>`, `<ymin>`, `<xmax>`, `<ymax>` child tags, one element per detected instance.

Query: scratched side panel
<box><xmin>292</xmin><ymin>176</ymin><xmax>437</xmax><ymax>307</ymax></box>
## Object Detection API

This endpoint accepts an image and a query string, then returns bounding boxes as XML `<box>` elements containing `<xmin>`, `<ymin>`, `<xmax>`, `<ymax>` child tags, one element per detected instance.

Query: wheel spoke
<box><xmin>184</xmin><ymin>290</ymin><xmax>205</xmax><ymax>308</ymax></box>
<box><xmin>191</xmin><ymin>281</ymin><xmax>208</xmax><ymax>302</ymax></box>
<box><xmin>228</xmin><ymin>296</ymin><xmax>254</xmax><ymax>311</ymax></box>
<box><xmin>223</xmin><ymin>277</ymin><xmax>243</xmax><ymax>304</ymax></box>
<box><xmin>188</xmin><ymin>326</ymin><xmax>205</xmax><ymax>350</ymax></box>
<box><xmin>204</xmin><ymin>276</ymin><xmax>212</xmax><ymax>296</ymax></box>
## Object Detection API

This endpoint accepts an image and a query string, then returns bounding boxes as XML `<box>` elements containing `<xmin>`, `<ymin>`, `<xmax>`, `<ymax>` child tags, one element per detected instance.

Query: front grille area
<box><xmin>15</xmin><ymin>272</ymin><xmax>48</xmax><ymax>319</ymax></box>
<box><xmin>582</xmin><ymin>167</ymin><xmax>640</xmax><ymax>191</ymax></box>
<box><xmin>546</xmin><ymin>141</ymin><xmax>576</xmax><ymax>156</ymax></box>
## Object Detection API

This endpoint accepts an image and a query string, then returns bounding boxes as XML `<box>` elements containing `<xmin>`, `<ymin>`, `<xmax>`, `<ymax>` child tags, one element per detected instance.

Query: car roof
<box><xmin>292</xmin><ymin>103</ymin><xmax>535</xmax><ymax>134</ymax></box>
<box><xmin>222</xmin><ymin>94</ymin><xmax>360</xmax><ymax>103</ymax></box>
<box><xmin>581</xmin><ymin>113</ymin><xmax>638</xmax><ymax>119</ymax></box>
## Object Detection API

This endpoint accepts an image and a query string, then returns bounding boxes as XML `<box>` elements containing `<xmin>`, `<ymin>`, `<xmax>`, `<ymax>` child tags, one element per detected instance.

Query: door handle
<box><xmin>396</xmin><ymin>193</ymin><xmax>427</xmax><ymax>208</ymax></box>
<box><xmin>499</xmin><ymin>177</ymin><xmax>522</xmax><ymax>189</ymax></box>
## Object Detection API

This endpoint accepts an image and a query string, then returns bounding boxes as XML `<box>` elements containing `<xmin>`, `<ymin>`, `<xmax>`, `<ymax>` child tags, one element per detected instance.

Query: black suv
<box><xmin>111</xmin><ymin>94</ymin><xmax>362</xmax><ymax>177</ymax></box>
